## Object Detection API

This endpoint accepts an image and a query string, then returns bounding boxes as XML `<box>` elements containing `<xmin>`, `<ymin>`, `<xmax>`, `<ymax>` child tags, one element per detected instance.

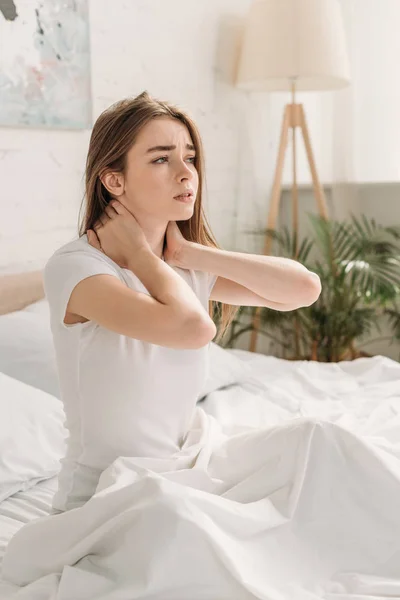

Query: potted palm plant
<box><xmin>218</xmin><ymin>213</ymin><xmax>400</xmax><ymax>362</ymax></box>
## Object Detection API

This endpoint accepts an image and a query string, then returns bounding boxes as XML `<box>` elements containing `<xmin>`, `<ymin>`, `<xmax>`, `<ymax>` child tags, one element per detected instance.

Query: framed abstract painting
<box><xmin>0</xmin><ymin>0</ymin><xmax>92</xmax><ymax>129</ymax></box>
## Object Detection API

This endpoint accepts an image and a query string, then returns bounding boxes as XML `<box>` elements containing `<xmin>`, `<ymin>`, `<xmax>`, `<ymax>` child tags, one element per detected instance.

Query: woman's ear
<box><xmin>100</xmin><ymin>170</ymin><xmax>125</xmax><ymax>197</ymax></box>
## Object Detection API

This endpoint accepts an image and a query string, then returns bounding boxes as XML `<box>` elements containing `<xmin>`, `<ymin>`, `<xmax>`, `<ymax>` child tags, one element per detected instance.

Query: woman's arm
<box><xmin>66</xmin><ymin>248</ymin><xmax>216</xmax><ymax>348</ymax></box>
<box><xmin>180</xmin><ymin>244</ymin><xmax>321</xmax><ymax>308</ymax></box>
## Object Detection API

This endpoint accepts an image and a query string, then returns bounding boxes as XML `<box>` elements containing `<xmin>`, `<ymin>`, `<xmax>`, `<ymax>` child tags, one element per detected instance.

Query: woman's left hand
<box><xmin>164</xmin><ymin>221</ymin><xmax>191</xmax><ymax>268</ymax></box>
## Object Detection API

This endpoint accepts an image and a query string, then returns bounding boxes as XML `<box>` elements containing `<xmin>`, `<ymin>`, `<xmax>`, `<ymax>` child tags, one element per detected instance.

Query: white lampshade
<box><xmin>236</xmin><ymin>0</ymin><xmax>351</xmax><ymax>92</ymax></box>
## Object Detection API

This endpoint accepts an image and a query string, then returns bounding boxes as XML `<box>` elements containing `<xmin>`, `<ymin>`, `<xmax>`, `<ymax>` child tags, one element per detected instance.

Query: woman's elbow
<box><xmin>300</xmin><ymin>272</ymin><xmax>322</xmax><ymax>306</ymax></box>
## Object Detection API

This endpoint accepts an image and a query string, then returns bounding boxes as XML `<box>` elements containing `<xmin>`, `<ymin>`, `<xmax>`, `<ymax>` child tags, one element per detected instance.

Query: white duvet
<box><xmin>2</xmin><ymin>352</ymin><xmax>400</xmax><ymax>600</ymax></box>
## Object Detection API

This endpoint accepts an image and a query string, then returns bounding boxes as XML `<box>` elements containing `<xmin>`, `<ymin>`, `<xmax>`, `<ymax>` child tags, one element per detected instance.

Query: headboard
<box><xmin>0</xmin><ymin>270</ymin><xmax>45</xmax><ymax>315</ymax></box>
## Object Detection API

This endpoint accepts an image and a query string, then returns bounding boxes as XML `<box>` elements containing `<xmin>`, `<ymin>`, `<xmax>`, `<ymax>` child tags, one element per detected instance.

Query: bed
<box><xmin>0</xmin><ymin>478</ymin><xmax>59</xmax><ymax>597</ymax></box>
<box><xmin>1</xmin><ymin>270</ymin><xmax>400</xmax><ymax>599</ymax></box>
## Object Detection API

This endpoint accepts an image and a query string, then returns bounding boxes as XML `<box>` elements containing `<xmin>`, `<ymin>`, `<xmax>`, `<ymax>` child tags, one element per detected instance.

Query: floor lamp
<box><xmin>235</xmin><ymin>0</ymin><xmax>351</xmax><ymax>354</ymax></box>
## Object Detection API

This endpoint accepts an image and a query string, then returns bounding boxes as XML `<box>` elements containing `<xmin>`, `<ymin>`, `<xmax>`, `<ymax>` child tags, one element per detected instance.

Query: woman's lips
<box><xmin>174</xmin><ymin>193</ymin><xmax>194</xmax><ymax>203</ymax></box>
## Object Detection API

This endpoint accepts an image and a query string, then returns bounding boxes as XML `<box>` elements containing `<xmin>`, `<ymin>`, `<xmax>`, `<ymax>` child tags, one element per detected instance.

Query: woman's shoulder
<box><xmin>42</xmin><ymin>234</ymin><xmax>129</xmax><ymax>305</ymax></box>
<box><xmin>46</xmin><ymin>234</ymin><xmax>113</xmax><ymax>266</ymax></box>
<box><xmin>48</xmin><ymin>233</ymin><xmax>95</xmax><ymax>259</ymax></box>
<box><xmin>44</xmin><ymin>234</ymin><xmax>124</xmax><ymax>282</ymax></box>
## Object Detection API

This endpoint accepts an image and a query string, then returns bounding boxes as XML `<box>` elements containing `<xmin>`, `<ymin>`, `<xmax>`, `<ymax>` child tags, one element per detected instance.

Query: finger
<box><xmin>104</xmin><ymin>204</ymin><xmax>118</xmax><ymax>219</ymax></box>
<box><xmin>87</xmin><ymin>229</ymin><xmax>102</xmax><ymax>250</ymax></box>
<box><xmin>87</xmin><ymin>229</ymin><xmax>97</xmax><ymax>247</ymax></box>
<box><xmin>109</xmin><ymin>199</ymin><xmax>130</xmax><ymax>216</ymax></box>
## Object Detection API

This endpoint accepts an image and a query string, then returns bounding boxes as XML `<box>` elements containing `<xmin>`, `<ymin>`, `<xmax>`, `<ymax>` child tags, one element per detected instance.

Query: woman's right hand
<box><xmin>87</xmin><ymin>200</ymin><xmax>152</xmax><ymax>269</ymax></box>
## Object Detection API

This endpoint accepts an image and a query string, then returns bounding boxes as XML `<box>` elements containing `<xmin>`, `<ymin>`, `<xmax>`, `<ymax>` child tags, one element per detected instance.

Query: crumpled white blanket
<box><xmin>2</xmin><ymin>395</ymin><xmax>400</xmax><ymax>600</ymax></box>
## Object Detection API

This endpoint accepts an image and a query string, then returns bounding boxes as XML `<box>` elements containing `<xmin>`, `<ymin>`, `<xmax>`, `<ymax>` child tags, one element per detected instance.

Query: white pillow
<box><xmin>0</xmin><ymin>304</ymin><xmax>60</xmax><ymax>398</ymax></box>
<box><xmin>21</xmin><ymin>298</ymin><xmax>50</xmax><ymax>317</ymax></box>
<box><xmin>0</xmin><ymin>371</ymin><xmax>67</xmax><ymax>502</ymax></box>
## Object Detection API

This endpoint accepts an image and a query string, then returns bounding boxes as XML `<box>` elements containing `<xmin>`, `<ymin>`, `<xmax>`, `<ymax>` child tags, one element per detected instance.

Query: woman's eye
<box><xmin>153</xmin><ymin>156</ymin><xmax>196</xmax><ymax>164</ymax></box>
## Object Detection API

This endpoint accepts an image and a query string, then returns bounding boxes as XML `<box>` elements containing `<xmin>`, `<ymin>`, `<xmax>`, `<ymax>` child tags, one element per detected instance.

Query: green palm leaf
<box><xmin>223</xmin><ymin>213</ymin><xmax>400</xmax><ymax>361</ymax></box>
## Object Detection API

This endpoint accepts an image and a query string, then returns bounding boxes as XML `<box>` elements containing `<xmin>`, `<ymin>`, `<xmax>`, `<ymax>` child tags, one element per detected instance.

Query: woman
<box><xmin>43</xmin><ymin>90</ymin><xmax>321</xmax><ymax>514</ymax></box>
<box><xmin>6</xmin><ymin>92</ymin><xmax>400</xmax><ymax>599</ymax></box>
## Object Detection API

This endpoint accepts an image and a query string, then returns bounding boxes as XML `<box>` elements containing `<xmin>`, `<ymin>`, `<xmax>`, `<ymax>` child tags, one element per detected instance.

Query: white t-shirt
<box><xmin>43</xmin><ymin>233</ymin><xmax>217</xmax><ymax>512</ymax></box>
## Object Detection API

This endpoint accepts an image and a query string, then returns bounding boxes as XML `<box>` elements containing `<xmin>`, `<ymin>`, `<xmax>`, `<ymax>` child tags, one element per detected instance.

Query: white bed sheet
<box><xmin>0</xmin><ymin>477</ymin><xmax>58</xmax><ymax>598</ymax></box>
<box><xmin>1</xmin><ymin>352</ymin><xmax>400</xmax><ymax>599</ymax></box>
<box><xmin>202</xmin><ymin>350</ymin><xmax>400</xmax><ymax>454</ymax></box>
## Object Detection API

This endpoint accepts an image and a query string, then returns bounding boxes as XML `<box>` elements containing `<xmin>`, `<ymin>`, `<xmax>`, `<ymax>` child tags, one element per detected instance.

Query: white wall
<box><xmin>1</xmin><ymin>0</ymin><xmax>399</xmax><ymax>271</ymax></box>
<box><xmin>1</xmin><ymin>0</ymin><xmax>275</xmax><ymax>275</ymax></box>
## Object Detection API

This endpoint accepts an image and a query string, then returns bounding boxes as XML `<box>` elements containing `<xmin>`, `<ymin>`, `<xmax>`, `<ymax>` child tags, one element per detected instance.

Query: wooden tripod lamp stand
<box><xmin>234</xmin><ymin>0</ymin><xmax>351</xmax><ymax>354</ymax></box>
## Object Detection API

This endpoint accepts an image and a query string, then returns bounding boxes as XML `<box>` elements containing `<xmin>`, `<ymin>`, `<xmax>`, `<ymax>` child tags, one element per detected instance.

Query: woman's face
<box><xmin>120</xmin><ymin>116</ymin><xmax>199</xmax><ymax>222</ymax></box>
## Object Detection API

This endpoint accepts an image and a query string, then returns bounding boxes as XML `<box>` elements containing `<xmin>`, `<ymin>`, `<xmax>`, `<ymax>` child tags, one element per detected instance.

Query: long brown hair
<box><xmin>78</xmin><ymin>91</ymin><xmax>239</xmax><ymax>343</ymax></box>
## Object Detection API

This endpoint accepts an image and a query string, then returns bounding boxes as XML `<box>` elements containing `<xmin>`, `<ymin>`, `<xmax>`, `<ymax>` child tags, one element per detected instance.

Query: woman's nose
<box><xmin>177</xmin><ymin>161</ymin><xmax>194</xmax><ymax>180</ymax></box>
